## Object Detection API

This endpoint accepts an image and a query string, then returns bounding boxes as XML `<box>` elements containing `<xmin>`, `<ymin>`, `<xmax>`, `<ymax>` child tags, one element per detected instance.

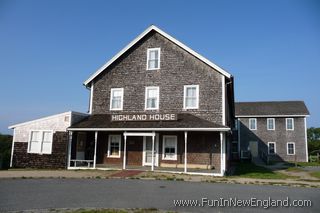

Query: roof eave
<box><xmin>83</xmin><ymin>25</ymin><xmax>232</xmax><ymax>86</ymax></box>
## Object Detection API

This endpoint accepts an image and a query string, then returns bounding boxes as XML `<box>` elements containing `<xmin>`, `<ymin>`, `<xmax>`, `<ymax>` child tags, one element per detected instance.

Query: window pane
<box><xmin>43</xmin><ymin>132</ymin><xmax>52</xmax><ymax>142</ymax></box>
<box><xmin>111</xmin><ymin>89</ymin><xmax>122</xmax><ymax>109</ymax></box>
<box><xmin>186</xmin><ymin>87</ymin><xmax>196</xmax><ymax>97</ymax></box>
<box><xmin>269</xmin><ymin>143</ymin><xmax>275</xmax><ymax>154</ymax></box>
<box><xmin>30</xmin><ymin>131</ymin><xmax>41</xmax><ymax>153</ymax></box>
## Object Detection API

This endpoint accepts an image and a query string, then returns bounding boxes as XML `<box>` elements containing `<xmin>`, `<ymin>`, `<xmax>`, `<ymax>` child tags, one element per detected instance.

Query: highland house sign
<box><xmin>111</xmin><ymin>114</ymin><xmax>177</xmax><ymax>122</ymax></box>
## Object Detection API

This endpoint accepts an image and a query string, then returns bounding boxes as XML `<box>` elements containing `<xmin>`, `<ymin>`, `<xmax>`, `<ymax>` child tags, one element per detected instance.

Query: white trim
<box><xmin>68</xmin><ymin>127</ymin><xmax>230</xmax><ymax>132</ymax></box>
<box><xmin>145</xmin><ymin>86</ymin><xmax>159</xmax><ymax>110</ymax></box>
<box><xmin>89</xmin><ymin>82</ymin><xmax>94</xmax><ymax>114</ymax></box>
<box><xmin>183</xmin><ymin>85</ymin><xmax>199</xmax><ymax>109</ymax></box>
<box><xmin>304</xmin><ymin>117</ymin><xmax>308</xmax><ymax>162</ymax></box>
<box><xmin>9</xmin><ymin>129</ymin><xmax>15</xmax><ymax>167</ymax></box>
<box><xmin>146</xmin><ymin>48</ymin><xmax>160</xmax><ymax>70</ymax></box>
<box><xmin>123</xmin><ymin>133</ymin><xmax>127</xmax><ymax>169</ymax></box>
<box><xmin>220</xmin><ymin>132</ymin><xmax>226</xmax><ymax>175</ymax></box>
<box><xmin>107</xmin><ymin>134</ymin><xmax>121</xmax><ymax>158</ymax></box>
<box><xmin>142</xmin><ymin>134</ymin><xmax>159</xmax><ymax>167</ymax></box>
<box><xmin>83</xmin><ymin>25</ymin><xmax>231</xmax><ymax>86</ymax></box>
<box><xmin>286</xmin><ymin>118</ymin><xmax>294</xmax><ymax>131</ymax></box>
<box><xmin>124</xmin><ymin>132</ymin><xmax>156</xmax><ymax>137</ymax></box>
<box><xmin>93</xmin><ymin>131</ymin><xmax>98</xmax><ymax>168</ymax></box>
<box><xmin>27</xmin><ymin>130</ymin><xmax>54</xmax><ymax>154</ymax></box>
<box><xmin>184</xmin><ymin>131</ymin><xmax>187</xmax><ymax>173</ymax></box>
<box><xmin>8</xmin><ymin>111</ymin><xmax>87</xmax><ymax>129</ymax></box>
<box><xmin>110</xmin><ymin>88</ymin><xmax>124</xmax><ymax>111</ymax></box>
<box><xmin>236</xmin><ymin>115</ymin><xmax>309</xmax><ymax>118</ymax></box>
<box><xmin>267</xmin><ymin>142</ymin><xmax>276</xmax><ymax>155</ymax></box>
<box><xmin>221</xmin><ymin>76</ymin><xmax>225</xmax><ymax>125</ymax></box>
<box><xmin>249</xmin><ymin>118</ymin><xmax>257</xmax><ymax>130</ymax></box>
<box><xmin>162</xmin><ymin>135</ymin><xmax>178</xmax><ymax>160</ymax></box>
<box><xmin>267</xmin><ymin>118</ymin><xmax>275</xmax><ymax>130</ymax></box>
<box><xmin>287</xmin><ymin>142</ymin><xmax>295</xmax><ymax>155</ymax></box>
<box><xmin>67</xmin><ymin>131</ymin><xmax>72</xmax><ymax>168</ymax></box>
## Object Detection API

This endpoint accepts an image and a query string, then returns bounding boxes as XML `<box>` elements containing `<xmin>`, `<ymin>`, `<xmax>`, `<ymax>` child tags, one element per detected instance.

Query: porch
<box><xmin>67</xmin><ymin>113</ymin><xmax>229</xmax><ymax>176</ymax></box>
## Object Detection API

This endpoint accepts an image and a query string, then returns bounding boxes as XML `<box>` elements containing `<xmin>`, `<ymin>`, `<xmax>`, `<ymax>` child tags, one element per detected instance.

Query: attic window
<box><xmin>147</xmin><ymin>48</ymin><xmax>160</xmax><ymax>70</ymax></box>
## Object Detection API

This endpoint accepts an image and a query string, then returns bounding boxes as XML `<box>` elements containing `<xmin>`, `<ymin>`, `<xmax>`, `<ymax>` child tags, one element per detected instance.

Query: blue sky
<box><xmin>0</xmin><ymin>0</ymin><xmax>319</xmax><ymax>134</ymax></box>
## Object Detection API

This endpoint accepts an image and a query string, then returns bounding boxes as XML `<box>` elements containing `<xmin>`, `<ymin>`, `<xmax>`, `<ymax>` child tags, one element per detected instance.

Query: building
<box><xmin>9</xmin><ymin>25</ymin><xmax>235</xmax><ymax>176</ymax></box>
<box><xmin>8</xmin><ymin>111</ymin><xmax>87</xmax><ymax>168</ymax></box>
<box><xmin>235</xmin><ymin>101</ymin><xmax>309</xmax><ymax>163</ymax></box>
<box><xmin>8</xmin><ymin>25</ymin><xmax>309</xmax><ymax>176</ymax></box>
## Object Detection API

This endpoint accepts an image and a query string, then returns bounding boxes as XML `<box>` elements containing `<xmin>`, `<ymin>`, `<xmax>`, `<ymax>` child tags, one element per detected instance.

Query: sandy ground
<box><xmin>1</xmin><ymin>169</ymin><xmax>319</xmax><ymax>188</ymax></box>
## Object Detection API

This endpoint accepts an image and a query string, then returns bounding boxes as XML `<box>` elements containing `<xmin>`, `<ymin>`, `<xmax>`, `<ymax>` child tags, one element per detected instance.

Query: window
<box><xmin>287</xmin><ymin>142</ymin><xmax>295</xmax><ymax>155</ymax></box>
<box><xmin>249</xmin><ymin>118</ymin><xmax>257</xmax><ymax>130</ymax></box>
<box><xmin>28</xmin><ymin>130</ymin><xmax>53</xmax><ymax>154</ymax></box>
<box><xmin>108</xmin><ymin>135</ymin><xmax>121</xmax><ymax>158</ymax></box>
<box><xmin>268</xmin><ymin>142</ymin><xmax>276</xmax><ymax>155</ymax></box>
<box><xmin>286</xmin><ymin>118</ymin><xmax>294</xmax><ymax>130</ymax></box>
<box><xmin>145</xmin><ymin>86</ymin><xmax>159</xmax><ymax>110</ymax></box>
<box><xmin>183</xmin><ymin>85</ymin><xmax>199</xmax><ymax>109</ymax></box>
<box><xmin>110</xmin><ymin>88</ymin><xmax>123</xmax><ymax>110</ymax></box>
<box><xmin>147</xmin><ymin>48</ymin><xmax>160</xmax><ymax>70</ymax></box>
<box><xmin>162</xmin><ymin>135</ymin><xmax>177</xmax><ymax>160</ymax></box>
<box><xmin>267</xmin><ymin>118</ymin><xmax>275</xmax><ymax>130</ymax></box>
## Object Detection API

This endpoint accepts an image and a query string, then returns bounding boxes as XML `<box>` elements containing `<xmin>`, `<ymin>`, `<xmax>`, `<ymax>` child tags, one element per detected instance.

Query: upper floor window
<box><xmin>267</xmin><ymin>118</ymin><xmax>275</xmax><ymax>130</ymax></box>
<box><xmin>110</xmin><ymin>88</ymin><xmax>123</xmax><ymax>110</ymax></box>
<box><xmin>28</xmin><ymin>130</ymin><xmax>53</xmax><ymax>154</ymax></box>
<box><xmin>268</xmin><ymin>142</ymin><xmax>276</xmax><ymax>155</ymax></box>
<box><xmin>145</xmin><ymin>86</ymin><xmax>159</xmax><ymax>110</ymax></box>
<box><xmin>183</xmin><ymin>85</ymin><xmax>199</xmax><ymax>109</ymax></box>
<box><xmin>287</xmin><ymin>142</ymin><xmax>295</xmax><ymax>155</ymax></box>
<box><xmin>286</xmin><ymin>118</ymin><xmax>294</xmax><ymax>130</ymax></box>
<box><xmin>147</xmin><ymin>48</ymin><xmax>160</xmax><ymax>70</ymax></box>
<box><xmin>249</xmin><ymin>118</ymin><xmax>257</xmax><ymax>130</ymax></box>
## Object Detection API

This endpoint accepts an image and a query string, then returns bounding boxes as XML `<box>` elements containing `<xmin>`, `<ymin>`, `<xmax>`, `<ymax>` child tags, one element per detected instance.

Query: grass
<box><xmin>286</xmin><ymin>162</ymin><xmax>320</xmax><ymax>167</ymax></box>
<box><xmin>310</xmin><ymin>171</ymin><xmax>320</xmax><ymax>179</ymax></box>
<box><xmin>232</xmin><ymin>162</ymin><xmax>290</xmax><ymax>179</ymax></box>
<box><xmin>286</xmin><ymin>167</ymin><xmax>304</xmax><ymax>172</ymax></box>
<box><xmin>66</xmin><ymin>208</ymin><xmax>165</xmax><ymax>213</ymax></box>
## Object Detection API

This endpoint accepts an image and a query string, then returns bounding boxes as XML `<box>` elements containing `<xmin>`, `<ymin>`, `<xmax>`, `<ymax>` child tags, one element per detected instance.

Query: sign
<box><xmin>111</xmin><ymin>114</ymin><xmax>177</xmax><ymax>122</ymax></box>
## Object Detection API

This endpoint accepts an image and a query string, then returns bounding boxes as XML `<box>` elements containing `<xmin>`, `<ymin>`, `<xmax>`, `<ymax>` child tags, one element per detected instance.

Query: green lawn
<box><xmin>232</xmin><ymin>162</ymin><xmax>290</xmax><ymax>179</ymax></box>
<box><xmin>310</xmin><ymin>171</ymin><xmax>320</xmax><ymax>179</ymax></box>
<box><xmin>286</xmin><ymin>161</ymin><xmax>320</xmax><ymax>167</ymax></box>
<box><xmin>66</xmin><ymin>209</ymin><xmax>165</xmax><ymax>213</ymax></box>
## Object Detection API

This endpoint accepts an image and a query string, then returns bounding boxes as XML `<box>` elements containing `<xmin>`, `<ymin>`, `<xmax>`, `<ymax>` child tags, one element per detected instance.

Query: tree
<box><xmin>0</xmin><ymin>133</ymin><xmax>13</xmax><ymax>169</ymax></box>
<box><xmin>308</xmin><ymin>127</ymin><xmax>320</xmax><ymax>154</ymax></box>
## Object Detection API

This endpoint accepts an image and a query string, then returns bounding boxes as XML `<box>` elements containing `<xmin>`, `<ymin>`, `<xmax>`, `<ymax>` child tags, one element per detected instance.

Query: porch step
<box><xmin>110</xmin><ymin>170</ymin><xmax>143</xmax><ymax>178</ymax></box>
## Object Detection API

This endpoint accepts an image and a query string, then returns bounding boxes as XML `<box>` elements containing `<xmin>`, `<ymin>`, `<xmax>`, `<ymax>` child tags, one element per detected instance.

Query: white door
<box><xmin>143</xmin><ymin>135</ymin><xmax>159</xmax><ymax>166</ymax></box>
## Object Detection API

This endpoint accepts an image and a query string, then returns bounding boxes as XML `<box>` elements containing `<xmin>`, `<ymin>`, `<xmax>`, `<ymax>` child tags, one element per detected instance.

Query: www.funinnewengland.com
<box><xmin>173</xmin><ymin>197</ymin><xmax>312</xmax><ymax>209</ymax></box>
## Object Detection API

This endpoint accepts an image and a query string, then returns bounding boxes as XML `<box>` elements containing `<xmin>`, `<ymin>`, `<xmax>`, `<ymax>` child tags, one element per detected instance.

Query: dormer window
<box><xmin>147</xmin><ymin>48</ymin><xmax>160</xmax><ymax>70</ymax></box>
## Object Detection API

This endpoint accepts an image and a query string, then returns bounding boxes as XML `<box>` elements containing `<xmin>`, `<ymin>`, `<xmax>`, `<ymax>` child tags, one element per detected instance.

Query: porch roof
<box><xmin>68</xmin><ymin>114</ymin><xmax>230</xmax><ymax>131</ymax></box>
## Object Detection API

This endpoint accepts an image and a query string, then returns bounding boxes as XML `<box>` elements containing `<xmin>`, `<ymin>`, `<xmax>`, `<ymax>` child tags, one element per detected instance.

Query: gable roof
<box><xmin>235</xmin><ymin>101</ymin><xmax>310</xmax><ymax>117</ymax></box>
<box><xmin>83</xmin><ymin>25</ymin><xmax>232</xmax><ymax>86</ymax></box>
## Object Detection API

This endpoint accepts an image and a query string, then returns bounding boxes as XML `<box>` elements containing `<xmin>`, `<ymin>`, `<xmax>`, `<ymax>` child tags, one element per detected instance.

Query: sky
<box><xmin>0</xmin><ymin>0</ymin><xmax>319</xmax><ymax>134</ymax></box>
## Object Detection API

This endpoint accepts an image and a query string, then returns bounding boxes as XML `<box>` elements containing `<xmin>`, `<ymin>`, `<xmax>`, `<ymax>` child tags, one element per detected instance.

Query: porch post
<box><xmin>184</xmin><ymin>131</ymin><xmax>188</xmax><ymax>173</ymax></box>
<box><xmin>93</xmin><ymin>131</ymin><xmax>98</xmax><ymax>169</ymax></box>
<box><xmin>151</xmin><ymin>132</ymin><xmax>155</xmax><ymax>171</ymax></box>
<box><xmin>67</xmin><ymin>131</ymin><xmax>73</xmax><ymax>168</ymax></box>
<box><xmin>123</xmin><ymin>133</ymin><xmax>127</xmax><ymax>170</ymax></box>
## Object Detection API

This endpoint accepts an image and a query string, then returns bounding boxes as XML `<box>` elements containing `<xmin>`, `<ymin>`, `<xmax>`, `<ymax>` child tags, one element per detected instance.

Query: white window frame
<box><xmin>107</xmin><ymin>135</ymin><xmax>121</xmax><ymax>158</ymax></box>
<box><xmin>287</xmin><ymin>142</ymin><xmax>295</xmax><ymax>155</ymax></box>
<box><xmin>162</xmin><ymin>135</ymin><xmax>177</xmax><ymax>160</ymax></box>
<box><xmin>268</xmin><ymin>142</ymin><xmax>276</xmax><ymax>155</ymax></box>
<box><xmin>145</xmin><ymin>86</ymin><xmax>159</xmax><ymax>110</ymax></box>
<box><xmin>286</xmin><ymin>118</ymin><xmax>294</xmax><ymax>130</ymax></box>
<box><xmin>249</xmin><ymin>118</ymin><xmax>257</xmax><ymax>130</ymax></box>
<box><xmin>27</xmin><ymin>130</ymin><xmax>54</xmax><ymax>154</ymax></box>
<box><xmin>110</xmin><ymin>88</ymin><xmax>124</xmax><ymax>111</ymax></box>
<box><xmin>267</xmin><ymin>118</ymin><xmax>275</xmax><ymax>130</ymax></box>
<box><xmin>183</xmin><ymin>85</ymin><xmax>199</xmax><ymax>109</ymax></box>
<box><xmin>146</xmin><ymin>48</ymin><xmax>160</xmax><ymax>70</ymax></box>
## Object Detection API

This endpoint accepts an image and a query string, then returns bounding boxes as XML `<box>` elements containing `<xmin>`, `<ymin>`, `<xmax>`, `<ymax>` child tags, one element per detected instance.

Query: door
<box><xmin>143</xmin><ymin>135</ymin><xmax>159</xmax><ymax>166</ymax></box>
<box><xmin>249</xmin><ymin>141</ymin><xmax>258</xmax><ymax>158</ymax></box>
